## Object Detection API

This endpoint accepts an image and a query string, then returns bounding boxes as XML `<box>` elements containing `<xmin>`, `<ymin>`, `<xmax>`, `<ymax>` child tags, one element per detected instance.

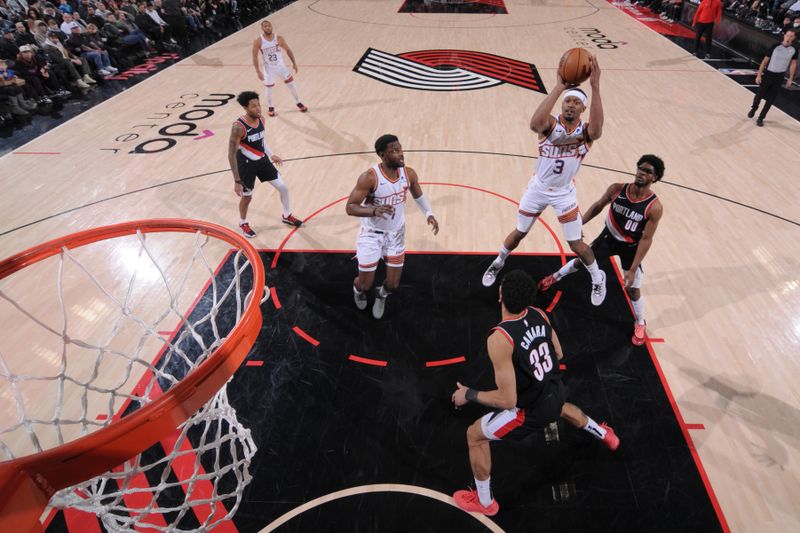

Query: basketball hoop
<box><xmin>0</xmin><ymin>219</ymin><xmax>264</xmax><ymax>532</ymax></box>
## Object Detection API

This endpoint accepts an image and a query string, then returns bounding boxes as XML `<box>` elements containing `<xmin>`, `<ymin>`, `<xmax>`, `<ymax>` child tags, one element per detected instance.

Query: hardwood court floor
<box><xmin>2</xmin><ymin>1</ymin><xmax>799</xmax><ymax>531</ymax></box>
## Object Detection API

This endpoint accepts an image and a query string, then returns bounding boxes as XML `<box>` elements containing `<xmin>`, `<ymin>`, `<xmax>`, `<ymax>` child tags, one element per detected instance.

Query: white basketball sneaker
<box><xmin>353</xmin><ymin>286</ymin><xmax>367</xmax><ymax>310</ymax></box>
<box><xmin>482</xmin><ymin>261</ymin><xmax>503</xmax><ymax>287</ymax></box>
<box><xmin>591</xmin><ymin>271</ymin><xmax>607</xmax><ymax>306</ymax></box>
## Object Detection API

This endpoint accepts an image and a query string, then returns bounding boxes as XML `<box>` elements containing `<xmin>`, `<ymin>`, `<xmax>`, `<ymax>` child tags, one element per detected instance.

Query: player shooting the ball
<box><xmin>482</xmin><ymin>53</ymin><xmax>607</xmax><ymax>307</ymax></box>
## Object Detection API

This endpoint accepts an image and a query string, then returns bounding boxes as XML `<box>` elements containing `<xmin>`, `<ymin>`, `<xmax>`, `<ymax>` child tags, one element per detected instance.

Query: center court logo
<box><xmin>353</xmin><ymin>48</ymin><xmax>546</xmax><ymax>93</ymax></box>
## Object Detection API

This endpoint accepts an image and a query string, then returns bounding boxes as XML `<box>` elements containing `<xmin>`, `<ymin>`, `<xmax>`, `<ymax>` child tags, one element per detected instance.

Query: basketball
<box><xmin>558</xmin><ymin>47</ymin><xmax>592</xmax><ymax>85</ymax></box>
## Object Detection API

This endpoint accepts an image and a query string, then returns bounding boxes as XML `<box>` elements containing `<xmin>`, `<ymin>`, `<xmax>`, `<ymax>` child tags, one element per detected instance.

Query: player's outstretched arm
<box><xmin>586</xmin><ymin>55</ymin><xmax>603</xmax><ymax>142</ymax></box>
<box><xmin>582</xmin><ymin>183</ymin><xmax>623</xmax><ymax>224</ymax></box>
<box><xmin>407</xmin><ymin>167</ymin><xmax>439</xmax><ymax>235</ymax></box>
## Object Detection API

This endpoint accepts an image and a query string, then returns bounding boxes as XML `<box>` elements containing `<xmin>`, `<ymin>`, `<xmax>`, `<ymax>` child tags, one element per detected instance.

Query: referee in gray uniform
<box><xmin>748</xmin><ymin>29</ymin><xmax>797</xmax><ymax>127</ymax></box>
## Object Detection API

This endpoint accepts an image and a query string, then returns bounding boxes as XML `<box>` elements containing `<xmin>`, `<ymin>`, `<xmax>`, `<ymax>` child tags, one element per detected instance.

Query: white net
<box><xmin>0</xmin><ymin>226</ymin><xmax>261</xmax><ymax>531</ymax></box>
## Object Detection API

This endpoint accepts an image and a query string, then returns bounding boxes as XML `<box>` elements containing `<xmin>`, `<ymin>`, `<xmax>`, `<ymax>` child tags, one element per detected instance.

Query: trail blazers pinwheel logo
<box><xmin>353</xmin><ymin>48</ymin><xmax>546</xmax><ymax>93</ymax></box>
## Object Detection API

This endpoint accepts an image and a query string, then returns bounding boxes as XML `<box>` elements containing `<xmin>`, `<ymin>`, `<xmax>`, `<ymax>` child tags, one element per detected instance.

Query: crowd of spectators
<box><xmin>1</xmin><ymin>0</ymin><xmax>250</xmax><ymax>129</ymax></box>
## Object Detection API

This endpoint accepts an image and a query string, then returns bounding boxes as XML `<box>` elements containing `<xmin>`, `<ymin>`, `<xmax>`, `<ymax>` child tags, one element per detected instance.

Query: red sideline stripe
<box><xmin>245</xmin><ymin>360</ymin><xmax>264</xmax><ymax>367</ymax></box>
<box><xmin>64</xmin><ymin>508</ymin><xmax>102</xmax><ymax>532</ymax></box>
<box><xmin>608</xmin><ymin>261</ymin><xmax>730</xmax><ymax>532</ymax></box>
<box><xmin>270</xmin><ymin>286</ymin><xmax>281</xmax><ymax>309</ymax></box>
<box><xmin>648</xmin><ymin>337</ymin><xmax>665</xmax><ymax>343</ymax></box>
<box><xmin>425</xmin><ymin>356</ymin><xmax>466</xmax><ymax>367</ymax></box>
<box><xmin>12</xmin><ymin>151</ymin><xmax>61</xmax><ymax>155</ymax></box>
<box><xmin>348</xmin><ymin>354</ymin><xmax>388</xmax><ymax>367</ymax></box>
<box><xmin>292</xmin><ymin>326</ymin><xmax>320</xmax><ymax>346</ymax></box>
<box><xmin>559</xmin><ymin>364</ymin><xmax>566</xmax><ymax>371</ymax></box>
<box><xmin>686</xmin><ymin>423</ymin><xmax>706</xmax><ymax>430</ymax></box>
<box><xmin>546</xmin><ymin>290</ymin><xmax>562</xmax><ymax>313</ymax></box>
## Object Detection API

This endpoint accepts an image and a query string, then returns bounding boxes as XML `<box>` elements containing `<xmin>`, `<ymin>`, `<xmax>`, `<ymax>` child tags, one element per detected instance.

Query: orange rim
<box><xmin>0</xmin><ymin>219</ymin><xmax>264</xmax><ymax>530</ymax></box>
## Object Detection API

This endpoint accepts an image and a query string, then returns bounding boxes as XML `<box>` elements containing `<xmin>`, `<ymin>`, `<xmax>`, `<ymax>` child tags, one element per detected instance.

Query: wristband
<box><xmin>465</xmin><ymin>388</ymin><xmax>479</xmax><ymax>403</ymax></box>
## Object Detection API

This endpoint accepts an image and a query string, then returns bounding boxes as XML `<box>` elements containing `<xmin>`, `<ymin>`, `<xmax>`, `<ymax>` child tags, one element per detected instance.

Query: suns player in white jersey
<box><xmin>482</xmin><ymin>55</ymin><xmax>608</xmax><ymax>306</ymax></box>
<box><xmin>251</xmin><ymin>19</ymin><xmax>308</xmax><ymax>117</ymax></box>
<box><xmin>346</xmin><ymin>135</ymin><xmax>440</xmax><ymax>319</ymax></box>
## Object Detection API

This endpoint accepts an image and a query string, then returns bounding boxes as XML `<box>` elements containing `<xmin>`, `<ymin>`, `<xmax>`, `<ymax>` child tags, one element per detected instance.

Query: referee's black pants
<box><xmin>751</xmin><ymin>71</ymin><xmax>784</xmax><ymax>120</ymax></box>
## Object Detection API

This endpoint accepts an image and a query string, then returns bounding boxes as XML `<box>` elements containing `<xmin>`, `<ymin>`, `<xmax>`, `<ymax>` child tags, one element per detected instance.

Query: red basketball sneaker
<box><xmin>537</xmin><ymin>274</ymin><xmax>557</xmax><ymax>292</ymax></box>
<box><xmin>297</xmin><ymin>102</ymin><xmax>308</xmax><ymax>112</ymax></box>
<box><xmin>453</xmin><ymin>489</ymin><xmax>499</xmax><ymax>516</ymax></box>
<box><xmin>631</xmin><ymin>321</ymin><xmax>647</xmax><ymax>346</ymax></box>
<box><xmin>267</xmin><ymin>107</ymin><xmax>276</xmax><ymax>117</ymax></box>
<box><xmin>282</xmin><ymin>214</ymin><xmax>303</xmax><ymax>227</ymax></box>
<box><xmin>601</xmin><ymin>422</ymin><xmax>619</xmax><ymax>451</ymax></box>
<box><xmin>239</xmin><ymin>222</ymin><xmax>256</xmax><ymax>238</ymax></box>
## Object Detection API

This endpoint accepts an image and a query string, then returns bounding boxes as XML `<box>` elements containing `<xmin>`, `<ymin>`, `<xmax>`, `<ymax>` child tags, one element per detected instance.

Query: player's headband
<box><xmin>563</xmin><ymin>89</ymin><xmax>588</xmax><ymax>106</ymax></box>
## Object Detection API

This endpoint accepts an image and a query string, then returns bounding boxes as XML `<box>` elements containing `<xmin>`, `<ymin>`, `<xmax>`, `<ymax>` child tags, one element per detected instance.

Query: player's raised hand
<box><xmin>589</xmin><ymin>54</ymin><xmax>601</xmax><ymax>88</ymax></box>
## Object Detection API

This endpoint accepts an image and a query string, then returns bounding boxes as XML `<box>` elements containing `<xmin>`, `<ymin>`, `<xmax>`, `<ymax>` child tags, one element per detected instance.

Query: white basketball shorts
<box><xmin>517</xmin><ymin>179</ymin><xmax>583</xmax><ymax>242</ymax></box>
<box><xmin>356</xmin><ymin>226</ymin><xmax>406</xmax><ymax>272</ymax></box>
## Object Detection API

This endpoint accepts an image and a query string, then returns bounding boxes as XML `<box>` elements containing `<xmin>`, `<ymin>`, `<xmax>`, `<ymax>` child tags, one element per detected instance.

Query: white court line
<box><xmin>259</xmin><ymin>483</ymin><xmax>506</xmax><ymax>532</ymax></box>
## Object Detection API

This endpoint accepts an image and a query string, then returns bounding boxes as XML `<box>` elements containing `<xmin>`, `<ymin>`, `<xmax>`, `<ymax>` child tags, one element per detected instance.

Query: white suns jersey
<box><xmin>260</xmin><ymin>35</ymin><xmax>285</xmax><ymax>67</ymax></box>
<box><xmin>362</xmin><ymin>164</ymin><xmax>409</xmax><ymax>233</ymax></box>
<box><xmin>534</xmin><ymin>116</ymin><xmax>590</xmax><ymax>189</ymax></box>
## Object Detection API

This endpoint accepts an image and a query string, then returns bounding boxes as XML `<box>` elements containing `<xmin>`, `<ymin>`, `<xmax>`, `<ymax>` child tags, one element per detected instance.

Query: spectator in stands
<box><xmin>25</xmin><ymin>6</ymin><xmax>41</xmax><ymax>27</ymax></box>
<box><xmin>15</xmin><ymin>44</ymin><xmax>61</xmax><ymax>103</ymax></box>
<box><xmin>693</xmin><ymin>0</ymin><xmax>721</xmax><ymax>58</ymax></box>
<box><xmin>160</xmin><ymin>0</ymin><xmax>187</xmax><ymax>49</ymax></box>
<box><xmin>31</xmin><ymin>18</ymin><xmax>48</xmax><ymax>45</ymax></box>
<box><xmin>46</xmin><ymin>18</ymin><xmax>66</xmax><ymax>40</ymax></box>
<box><xmin>1</xmin><ymin>27</ymin><xmax>20</xmax><ymax>60</ymax></box>
<box><xmin>96</xmin><ymin>2</ymin><xmax>112</xmax><ymax>19</ymax></box>
<box><xmin>86</xmin><ymin>6</ymin><xmax>105</xmax><ymax>27</ymax></box>
<box><xmin>41</xmin><ymin>6</ymin><xmax>62</xmax><ymax>25</ymax></box>
<box><xmin>135</xmin><ymin>1</ymin><xmax>173</xmax><ymax>48</ymax></box>
<box><xmin>14</xmin><ymin>20</ymin><xmax>36</xmax><ymax>46</ymax></box>
<box><xmin>1</xmin><ymin>58</ymin><xmax>38</xmax><ymax>116</ymax></box>
<box><xmin>77</xmin><ymin>0</ymin><xmax>92</xmax><ymax>19</ymax></box>
<box><xmin>0</xmin><ymin>1</ymin><xmax>17</xmax><ymax>21</ymax></box>
<box><xmin>747</xmin><ymin>29</ymin><xmax>797</xmax><ymax>126</ymax></box>
<box><xmin>102</xmin><ymin>11</ymin><xmax>149</xmax><ymax>53</ymax></box>
<box><xmin>43</xmin><ymin>29</ymin><xmax>94</xmax><ymax>87</ymax></box>
<box><xmin>57</xmin><ymin>0</ymin><xmax>72</xmax><ymax>15</ymax></box>
<box><xmin>66</xmin><ymin>24</ymin><xmax>117</xmax><ymax>75</ymax></box>
<box><xmin>183</xmin><ymin>0</ymin><xmax>204</xmax><ymax>34</ymax></box>
<box><xmin>71</xmin><ymin>11</ymin><xmax>89</xmax><ymax>30</ymax></box>
<box><xmin>60</xmin><ymin>12</ymin><xmax>80</xmax><ymax>34</ymax></box>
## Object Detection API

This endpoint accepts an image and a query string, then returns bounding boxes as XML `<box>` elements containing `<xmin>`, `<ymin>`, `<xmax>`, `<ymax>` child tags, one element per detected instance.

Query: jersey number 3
<box><xmin>553</xmin><ymin>159</ymin><xmax>564</xmax><ymax>175</ymax></box>
<box><xmin>529</xmin><ymin>342</ymin><xmax>554</xmax><ymax>381</ymax></box>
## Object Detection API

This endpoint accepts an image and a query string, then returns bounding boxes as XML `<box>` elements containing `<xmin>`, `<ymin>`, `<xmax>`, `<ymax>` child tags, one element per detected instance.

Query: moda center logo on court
<box><xmin>564</xmin><ymin>27</ymin><xmax>627</xmax><ymax>49</ymax></box>
<box><xmin>353</xmin><ymin>48</ymin><xmax>546</xmax><ymax>93</ymax></box>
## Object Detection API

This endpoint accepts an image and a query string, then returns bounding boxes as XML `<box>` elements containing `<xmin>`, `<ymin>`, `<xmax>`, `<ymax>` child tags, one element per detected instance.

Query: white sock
<box><xmin>286</xmin><ymin>80</ymin><xmax>301</xmax><ymax>103</ymax></box>
<box><xmin>631</xmin><ymin>296</ymin><xmax>645</xmax><ymax>324</ymax></box>
<box><xmin>265</xmin><ymin>85</ymin><xmax>274</xmax><ymax>108</ymax></box>
<box><xmin>583</xmin><ymin>260</ymin><xmax>603</xmax><ymax>284</ymax></box>
<box><xmin>495</xmin><ymin>246</ymin><xmax>510</xmax><ymax>266</ymax></box>
<box><xmin>239</xmin><ymin>219</ymin><xmax>247</xmax><ymax>225</ymax></box>
<box><xmin>268</xmin><ymin>176</ymin><xmax>291</xmax><ymax>217</ymax></box>
<box><xmin>582</xmin><ymin>417</ymin><xmax>607</xmax><ymax>440</ymax></box>
<box><xmin>377</xmin><ymin>285</ymin><xmax>390</xmax><ymax>298</ymax></box>
<box><xmin>353</xmin><ymin>285</ymin><xmax>363</xmax><ymax>295</ymax></box>
<box><xmin>475</xmin><ymin>477</ymin><xmax>493</xmax><ymax>507</ymax></box>
<box><xmin>554</xmin><ymin>259</ymin><xmax>579</xmax><ymax>281</ymax></box>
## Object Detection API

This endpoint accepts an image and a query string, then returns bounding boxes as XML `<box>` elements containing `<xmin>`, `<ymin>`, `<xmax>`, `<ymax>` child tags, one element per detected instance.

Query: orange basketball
<box><xmin>558</xmin><ymin>48</ymin><xmax>592</xmax><ymax>85</ymax></box>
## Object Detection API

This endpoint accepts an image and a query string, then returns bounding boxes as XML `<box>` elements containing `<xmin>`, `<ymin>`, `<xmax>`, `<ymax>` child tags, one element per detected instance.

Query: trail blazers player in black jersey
<box><xmin>539</xmin><ymin>154</ymin><xmax>665</xmax><ymax>346</ymax></box>
<box><xmin>451</xmin><ymin>270</ymin><xmax>619</xmax><ymax>516</ymax></box>
<box><xmin>228</xmin><ymin>91</ymin><xmax>303</xmax><ymax>238</ymax></box>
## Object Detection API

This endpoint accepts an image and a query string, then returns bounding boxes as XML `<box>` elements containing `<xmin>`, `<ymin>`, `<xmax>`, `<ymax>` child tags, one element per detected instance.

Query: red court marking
<box><xmin>263</xmin><ymin>248</ymin><xmax>569</xmax><ymax>257</ymax></box>
<box><xmin>270</xmin><ymin>286</ymin><xmax>282</xmax><ymax>309</ymax></box>
<box><xmin>648</xmin><ymin>337</ymin><xmax>665</xmax><ymax>343</ymax></box>
<box><xmin>95</xmin><ymin>413</ymin><xmax>108</xmax><ymax>421</ymax></box>
<box><xmin>559</xmin><ymin>364</ymin><xmax>566</xmax><ymax>371</ymax></box>
<box><xmin>686</xmin><ymin>423</ymin><xmax>706</xmax><ymax>430</ymax></box>
<box><xmin>245</xmin><ymin>360</ymin><xmax>264</xmax><ymax>367</ymax></box>
<box><xmin>608</xmin><ymin>261</ymin><xmax>729</xmax><ymax>532</ymax></box>
<box><xmin>292</xmin><ymin>326</ymin><xmax>320</xmax><ymax>346</ymax></box>
<box><xmin>12</xmin><ymin>151</ymin><xmax>61</xmax><ymax>155</ymax></box>
<box><xmin>425</xmin><ymin>356</ymin><xmax>466</xmax><ymax>367</ymax></box>
<box><xmin>158</xmin><ymin>330</ymin><xmax>173</xmax><ymax>336</ymax></box>
<box><xmin>348</xmin><ymin>355</ymin><xmax>388</xmax><ymax>367</ymax></box>
<box><xmin>63</xmin><ymin>508</ymin><xmax>102</xmax><ymax>532</ymax></box>
<box><xmin>545</xmin><ymin>290</ymin><xmax>562</xmax><ymax>313</ymax></box>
